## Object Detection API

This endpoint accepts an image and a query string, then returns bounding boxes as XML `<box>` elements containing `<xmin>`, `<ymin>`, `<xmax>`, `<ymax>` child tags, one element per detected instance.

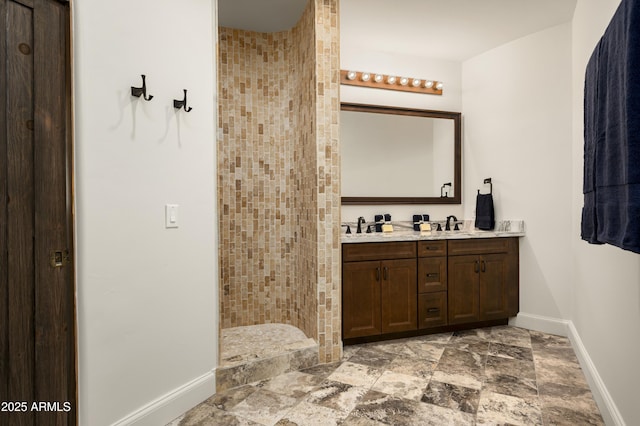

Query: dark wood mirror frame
<box><xmin>341</xmin><ymin>103</ymin><xmax>462</xmax><ymax>205</ymax></box>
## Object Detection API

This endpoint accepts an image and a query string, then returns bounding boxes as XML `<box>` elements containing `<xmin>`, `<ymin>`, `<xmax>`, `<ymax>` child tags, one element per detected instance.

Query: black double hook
<box><xmin>173</xmin><ymin>89</ymin><xmax>192</xmax><ymax>112</ymax></box>
<box><xmin>131</xmin><ymin>74</ymin><xmax>153</xmax><ymax>101</ymax></box>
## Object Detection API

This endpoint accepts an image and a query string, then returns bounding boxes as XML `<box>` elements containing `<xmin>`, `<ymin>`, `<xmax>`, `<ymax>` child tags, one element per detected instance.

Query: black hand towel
<box><xmin>475</xmin><ymin>193</ymin><xmax>495</xmax><ymax>230</ymax></box>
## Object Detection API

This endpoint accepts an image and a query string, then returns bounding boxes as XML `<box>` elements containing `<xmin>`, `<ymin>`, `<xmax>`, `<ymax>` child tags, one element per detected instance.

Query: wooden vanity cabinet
<box><xmin>447</xmin><ymin>238</ymin><xmax>519</xmax><ymax>325</ymax></box>
<box><xmin>342</xmin><ymin>242</ymin><xmax>417</xmax><ymax>339</ymax></box>
<box><xmin>342</xmin><ymin>237</ymin><xmax>519</xmax><ymax>343</ymax></box>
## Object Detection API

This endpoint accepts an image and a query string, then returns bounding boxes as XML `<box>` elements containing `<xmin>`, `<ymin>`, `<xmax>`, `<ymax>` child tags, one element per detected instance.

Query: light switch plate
<box><xmin>165</xmin><ymin>204</ymin><xmax>179</xmax><ymax>228</ymax></box>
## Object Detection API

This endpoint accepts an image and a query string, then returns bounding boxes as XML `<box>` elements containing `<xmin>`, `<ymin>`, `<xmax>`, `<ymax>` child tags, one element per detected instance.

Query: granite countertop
<box><xmin>341</xmin><ymin>220</ymin><xmax>525</xmax><ymax>244</ymax></box>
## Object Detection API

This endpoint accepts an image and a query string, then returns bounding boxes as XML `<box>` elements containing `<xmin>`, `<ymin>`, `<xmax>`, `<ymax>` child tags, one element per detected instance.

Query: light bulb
<box><xmin>435</xmin><ymin>81</ymin><xmax>444</xmax><ymax>90</ymax></box>
<box><xmin>346</xmin><ymin>71</ymin><xmax>357</xmax><ymax>80</ymax></box>
<box><xmin>374</xmin><ymin>74</ymin><xmax>384</xmax><ymax>83</ymax></box>
<box><xmin>400</xmin><ymin>77</ymin><xmax>409</xmax><ymax>86</ymax></box>
<box><xmin>361</xmin><ymin>72</ymin><xmax>371</xmax><ymax>82</ymax></box>
<box><xmin>424</xmin><ymin>80</ymin><xmax>434</xmax><ymax>88</ymax></box>
<box><xmin>412</xmin><ymin>78</ymin><xmax>421</xmax><ymax>87</ymax></box>
<box><xmin>387</xmin><ymin>76</ymin><xmax>397</xmax><ymax>84</ymax></box>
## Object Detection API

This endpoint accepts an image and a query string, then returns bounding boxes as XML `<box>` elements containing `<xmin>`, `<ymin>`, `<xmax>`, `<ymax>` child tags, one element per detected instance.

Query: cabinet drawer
<box><xmin>417</xmin><ymin>240</ymin><xmax>447</xmax><ymax>257</ymax></box>
<box><xmin>343</xmin><ymin>242</ymin><xmax>417</xmax><ymax>262</ymax></box>
<box><xmin>448</xmin><ymin>237</ymin><xmax>517</xmax><ymax>256</ymax></box>
<box><xmin>418</xmin><ymin>292</ymin><xmax>447</xmax><ymax>329</ymax></box>
<box><xmin>418</xmin><ymin>257</ymin><xmax>447</xmax><ymax>293</ymax></box>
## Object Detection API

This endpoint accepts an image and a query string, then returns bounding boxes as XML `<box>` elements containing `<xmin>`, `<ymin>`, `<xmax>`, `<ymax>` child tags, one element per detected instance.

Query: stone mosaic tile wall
<box><xmin>218</xmin><ymin>27</ymin><xmax>295</xmax><ymax>328</ymax></box>
<box><xmin>290</xmin><ymin>1</ymin><xmax>318</xmax><ymax>342</ymax></box>
<box><xmin>313</xmin><ymin>0</ymin><xmax>341</xmax><ymax>363</ymax></box>
<box><xmin>218</xmin><ymin>0</ymin><xmax>341</xmax><ymax>363</ymax></box>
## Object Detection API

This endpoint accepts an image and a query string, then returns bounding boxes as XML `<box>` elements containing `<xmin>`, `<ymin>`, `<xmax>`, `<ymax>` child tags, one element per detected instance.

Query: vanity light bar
<box><xmin>340</xmin><ymin>70</ymin><xmax>443</xmax><ymax>95</ymax></box>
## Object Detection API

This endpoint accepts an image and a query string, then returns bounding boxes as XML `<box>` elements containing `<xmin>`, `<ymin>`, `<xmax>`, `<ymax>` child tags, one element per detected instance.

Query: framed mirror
<box><xmin>341</xmin><ymin>103</ymin><xmax>461</xmax><ymax>205</ymax></box>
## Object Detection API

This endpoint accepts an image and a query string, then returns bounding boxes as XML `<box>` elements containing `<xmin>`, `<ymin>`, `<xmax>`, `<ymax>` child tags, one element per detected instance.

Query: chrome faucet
<box><xmin>445</xmin><ymin>215</ymin><xmax>457</xmax><ymax>231</ymax></box>
<box><xmin>357</xmin><ymin>217</ymin><xmax>366</xmax><ymax>234</ymax></box>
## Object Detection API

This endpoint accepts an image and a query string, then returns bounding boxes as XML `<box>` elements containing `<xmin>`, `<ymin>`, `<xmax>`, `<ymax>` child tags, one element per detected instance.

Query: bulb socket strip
<box><xmin>340</xmin><ymin>70</ymin><xmax>443</xmax><ymax>95</ymax></box>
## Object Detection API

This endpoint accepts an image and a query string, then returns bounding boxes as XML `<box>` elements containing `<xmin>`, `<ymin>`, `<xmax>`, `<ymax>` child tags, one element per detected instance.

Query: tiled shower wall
<box><xmin>313</xmin><ymin>0</ymin><xmax>341</xmax><ymax>363</ymax></box>
<box><xmin>218</xmin><ymin>0</ymin><xmax>341</xmax><ymax>363</ymax></box>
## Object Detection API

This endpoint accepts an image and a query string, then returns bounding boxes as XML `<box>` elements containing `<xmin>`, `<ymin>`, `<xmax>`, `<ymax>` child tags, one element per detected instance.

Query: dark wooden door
<box><xmin>0</xmin><ymin>0</ymin><xmax>75</xmax><ymax>425</ymax></box>
<box><xmin>447</xmin><ymin>255</ymin><xmax>480</xmax><ymax>324</ymax></box>
<box><xmin>342</xmin><ymin>261</ymin><xmax>382</xmax><ymax>339</ymax></box>
<box><xmin>381</xmin><ymin>258</ymin><xmax>417</xmax><ymax>334</ymax></box>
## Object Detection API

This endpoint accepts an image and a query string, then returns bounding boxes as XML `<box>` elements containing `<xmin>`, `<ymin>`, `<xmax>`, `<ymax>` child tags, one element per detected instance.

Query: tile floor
<box><xmin>168</xmin><ymin>326</ymin><xmax>604</xmax><ymax>425</ymax></box>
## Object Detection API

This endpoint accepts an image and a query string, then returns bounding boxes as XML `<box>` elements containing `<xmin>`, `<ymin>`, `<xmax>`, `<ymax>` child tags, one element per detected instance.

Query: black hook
<box><xmin>131</xmin><ymin>74</ymin><xmax>153</xmax><ymax>101</ymax></box>
<box><xmin>173</xmin><ymin>89</ymin><xmax>192</xmax><ymax>112</ymax></box>
<box><xmin>478</xmin><ymin>177</ymin><xmax>492</xmax><ymax>195</ymax></box>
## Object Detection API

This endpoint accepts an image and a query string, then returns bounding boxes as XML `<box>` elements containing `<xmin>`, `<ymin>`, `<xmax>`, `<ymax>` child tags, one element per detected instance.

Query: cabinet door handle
<box><xmin>474</xmin><ymin>260</ymin><xmax>479</xmax><ymax>273</ymax></box>
<box><xmin>481</xmin><ymin>260</ymin><xmax>486</xmax><ymax>272</ymax></box>
<box><xmin>426</xmin><ymin>273</ymin><xmax>439</xmax><ymax>278</ymax></box>
<box><xmin>376</xmin><ymin>267</ymin><xmax>380</xmax><ymax>282</ymax></box>
<box><xmin>383</xmin><ymin>266</ymin><xmax>388</xmax><ymax>280</ymax></box>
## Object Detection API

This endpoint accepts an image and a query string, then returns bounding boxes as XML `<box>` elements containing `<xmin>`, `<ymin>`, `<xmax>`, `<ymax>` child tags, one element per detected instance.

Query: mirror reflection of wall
<box><xmin>341</xmin><ymin>104</ymin><xmax>458</xmax><ymax>203</ymax></box>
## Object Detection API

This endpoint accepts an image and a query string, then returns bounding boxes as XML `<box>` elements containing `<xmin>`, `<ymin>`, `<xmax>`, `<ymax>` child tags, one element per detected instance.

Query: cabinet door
<box><xmin>448</xmin><ymin>255</ymin><xmax>480</xmax><ymax>324</ymax></box>
<box><xmin>381</xmin><ymin>258</ymin><xmax>417</xmax><ymax>334</ymax></box>
<box><xmin>342</xmin><ymin>261</ymin><xmax>382</xmax><ymax>339</ymax></box>
<box><xmin>418</xmin><ymin>257</ymin><xmax>447</xmax><ymax>293</ymax></box>
<box><xmin>480</xmin><ymin>253</ymin><xmax>515</xmax><ymax>320</ymax></box>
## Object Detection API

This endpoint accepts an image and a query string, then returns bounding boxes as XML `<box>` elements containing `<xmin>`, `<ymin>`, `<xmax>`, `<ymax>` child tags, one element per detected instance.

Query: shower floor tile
<box><xmin>216</xmin><ymin>324</ymin><xmax>319</xmax><ymax>392</ymax></box>
<box><xmin>220</xmin><ymin>324</ymin><xmax>317</xmax><ymax>367</ymax></box>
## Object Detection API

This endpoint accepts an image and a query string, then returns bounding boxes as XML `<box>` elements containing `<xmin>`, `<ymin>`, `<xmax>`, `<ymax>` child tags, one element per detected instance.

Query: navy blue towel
<box><xmin>582</xmin><ymin>0</ymin><xmax>640</xmax><ymax>254</ymax></box>
<box><xmin>475</xmin><ymin>193</ymin><xmax>495</xmax><ymax>231</ymax></box>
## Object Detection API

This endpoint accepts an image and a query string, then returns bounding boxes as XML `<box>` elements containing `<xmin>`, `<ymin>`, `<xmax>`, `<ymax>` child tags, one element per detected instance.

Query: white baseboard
<box><xmin>111</xmin><ymin>370</ymin><xmax>216</xmax><ymax>426</ymax></box>
<box><xmin>567</xmin><ymin>322</ymin><xmax>625</xmax><ymax>426</ymax></box>
<box><xmin>510</xmin><ymin>313</ymin><xmax>624</xmax><ymax>426</ymax></box>
<box><xmin>509</xmin><ymin>312</ymin><xmax>570</xmax><ymax>336</ymax></box>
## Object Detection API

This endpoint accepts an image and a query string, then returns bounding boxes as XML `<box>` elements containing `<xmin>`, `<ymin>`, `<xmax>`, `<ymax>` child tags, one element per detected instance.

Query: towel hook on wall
<box><xmin>441</xmin><ymin>182</ymin><xmax>452</xmax><ymax>198</ymax></box>
<box><xmin>478</xmin><ymin>178</ymin><xmax>492</xmax><ymax>195</ymax></box>
<box><xmin>131</xmin><ymin>74</ymin><xmax>153</xmax><ymax>101</ymax></box>
<box><xmin>173</xmin><ymin>89</ymin><xmax>193</xmax><ymax>112</ymax></box>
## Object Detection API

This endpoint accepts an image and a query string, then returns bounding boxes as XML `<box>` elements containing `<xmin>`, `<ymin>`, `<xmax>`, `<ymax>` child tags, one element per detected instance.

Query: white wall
<box><xmin>340</xmin><ymin>46</ymin><xmax>463</xmax><ymax>223</ymax></box>
<box><xmin>73</xmin><ymin>1</ymin><xmax>218</xmax><ymax>425</ymax></box>
<box><xmin>571</xmin><ymin>1</ymin><xmax>640</xmax><ymax>424</ymax></box>
<box><xmin>462</xmin><ymin>23</ymin><xmax>574</xmax><ymax>321</ymax></box>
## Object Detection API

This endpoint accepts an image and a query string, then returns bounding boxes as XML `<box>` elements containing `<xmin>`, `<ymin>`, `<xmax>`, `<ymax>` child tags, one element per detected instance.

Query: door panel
<box><xmin>1</xmin><ymin>0</ymin><xmax>75</xmax><ymax>424</ymax></box>
<box><xmin>480</xmin><ymin>254</ymin><xmax>510</xmax><ymax>320</ymax></box>
<box><xmin>447</xmin><ymin>255</ymin><xmax>480</xmax><ymax>324</ymax></box>
<box><xmin>381</xmin><ymin>258</ymin><xmax>417</xmax><ymax>333</ymax></box>
<box><xmin>343</xmin><ymin>261</ymin><xmax>382</xmax><ymax>339</ymax></box>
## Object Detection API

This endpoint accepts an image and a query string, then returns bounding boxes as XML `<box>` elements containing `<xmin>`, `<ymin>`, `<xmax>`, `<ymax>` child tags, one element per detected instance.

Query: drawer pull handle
<box><xmin>426</xmin><ymin>273</ymin><xmax>439</xmax><ymax>278</ymax></box>
<box><xmin>425</xmin><ymin>246</ymin><xmax>440</xmax><ymax>251</ymax></box>
<box><xmin>427</xmin><ymin>308</ymin><xmax>440</xmax><ymax>314</ymax></box>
